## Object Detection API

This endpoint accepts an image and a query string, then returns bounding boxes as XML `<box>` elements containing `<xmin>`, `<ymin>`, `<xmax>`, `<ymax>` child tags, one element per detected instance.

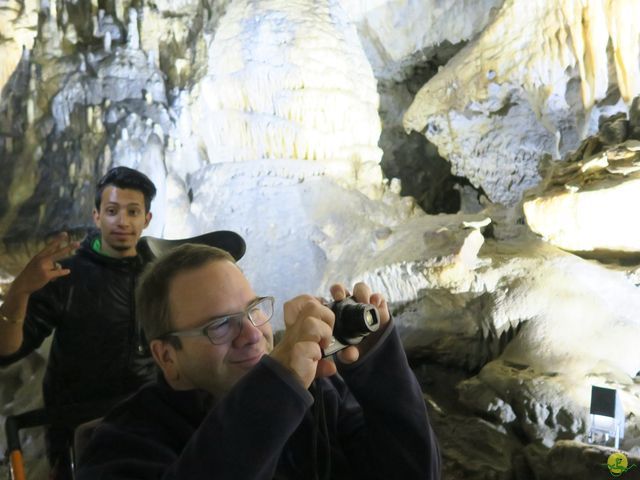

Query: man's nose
<box><xmin>116</xmin><ymin>210</ymin><xmax>130</xmax><ymax>226</ymax></box>
<box><xmin>233</xmin><ymin>316</ymin><xmax>262</xmax><ymax>346</ymax></box>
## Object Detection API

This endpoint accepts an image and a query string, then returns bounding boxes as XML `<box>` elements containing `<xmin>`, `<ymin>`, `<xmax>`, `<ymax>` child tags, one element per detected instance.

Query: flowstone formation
<box><xmin>524</xmin><ymin>99</ymin><xmax>640</xmax><ymax>255</ymax></box>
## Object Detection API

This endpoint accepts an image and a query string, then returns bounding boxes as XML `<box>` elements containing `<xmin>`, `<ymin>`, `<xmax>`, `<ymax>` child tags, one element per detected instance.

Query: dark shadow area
<box><xmin>377</xmin><ymin>41</ymin><xmax>484</xmax><ymax>214</ymax></box>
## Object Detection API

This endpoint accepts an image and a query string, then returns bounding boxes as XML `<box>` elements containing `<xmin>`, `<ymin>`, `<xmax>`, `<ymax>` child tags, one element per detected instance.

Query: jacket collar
<box><xmin>77</xmin><ymin>229</ymin><xmax>145</xmax><ymax>269</ymax></box>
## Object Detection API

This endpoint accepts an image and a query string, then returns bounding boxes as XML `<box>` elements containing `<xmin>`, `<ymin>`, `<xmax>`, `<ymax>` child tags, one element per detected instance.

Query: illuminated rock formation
<box><xmin>404</xmin><ymin>0</ymin><xmax>640</xmax><ymax>205</ymax></box>
<box><xmin>1</xmin><ymin>1</ymin><xmax>640</xmax><ymax>479</ymax></box>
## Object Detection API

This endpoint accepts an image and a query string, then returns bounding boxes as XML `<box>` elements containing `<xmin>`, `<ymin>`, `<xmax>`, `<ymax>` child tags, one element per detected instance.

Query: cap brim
<box><xmin>138</xmin><ymin>231</ymin><xmax>246</xmax><ymax>262</ymax></box>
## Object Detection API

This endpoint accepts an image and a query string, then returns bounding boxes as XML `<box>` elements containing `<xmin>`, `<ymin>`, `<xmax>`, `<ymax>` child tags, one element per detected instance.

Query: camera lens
<box><xmin>364</xmin><ymin>310</ymin><xmax>375</xmax><ymax>328</ymax></box>
<box><xmin>331</xmin><ymin>299</ymin><xmax>380</xmax><ymax>346</ymax></box>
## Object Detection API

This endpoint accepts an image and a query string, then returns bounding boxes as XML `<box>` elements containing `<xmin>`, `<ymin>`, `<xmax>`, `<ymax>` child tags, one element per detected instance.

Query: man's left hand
<box><xmin>329</xmin><ymin>282</ymin><xmax>390</xmax><ymax>365</ymax></box>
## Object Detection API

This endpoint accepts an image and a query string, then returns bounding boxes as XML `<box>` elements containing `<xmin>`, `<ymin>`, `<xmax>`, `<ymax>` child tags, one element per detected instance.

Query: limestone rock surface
<box><xmin>524</xmin><ymin>133</ymin><xmax>640</xmax><ymax>254</ymax></box>
<box><xmin>404</xmin><ymin>0</ymin><xmax>640</xmax><ymax>205</ymax></box>
<box><xmin>1</xmin><ymin>2</ymin><xmax>640</xmax><ymax>480</ymax></box>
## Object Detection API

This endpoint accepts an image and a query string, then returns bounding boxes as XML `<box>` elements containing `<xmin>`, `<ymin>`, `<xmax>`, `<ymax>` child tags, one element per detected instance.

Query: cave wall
<box><xmin>1</xmin><ymin>1</ymin><xmax>640</xmax><ymax>479</ymax></box>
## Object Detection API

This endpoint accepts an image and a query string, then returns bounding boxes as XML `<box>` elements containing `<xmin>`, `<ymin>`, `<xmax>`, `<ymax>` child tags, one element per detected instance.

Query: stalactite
<box><xmin>127</xmin><ymin>9</ymin><xmax>140</xmax><ymax>50</ymax></box>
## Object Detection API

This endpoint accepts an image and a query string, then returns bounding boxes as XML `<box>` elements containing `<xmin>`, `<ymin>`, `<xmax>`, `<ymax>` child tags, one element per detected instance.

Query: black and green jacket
<box><xmin>0</xmin><ymin>230</ymin><xmax>156</xmax><ymax>408</ymax></box>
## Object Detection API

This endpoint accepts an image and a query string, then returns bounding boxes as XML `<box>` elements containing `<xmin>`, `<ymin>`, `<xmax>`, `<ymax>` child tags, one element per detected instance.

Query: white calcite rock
<box><xmin>3</xmin><ymin>2</ymin><xmax>640</xmax><ymax>476</ymax></box>
<box><xmin>182</xmin><ymin>0</ymin><xmax>385</xmax><ymax>199</ymax></box>
<box><xmin>493</xmin><ymin>253</ymin><xmax>640</xmax><ymax>378</ymax></box>
<box><xmin>185</xmin><ymin>155</ymin><xmax>493</xmax><ymax>331</ymax></box>
<box><xmin>524</xmin><ymin>178</ymin><xmax>640</xmax><ymax>254</ymax></box>
<box><xmin>163</xmin><ymin>173</ymin><xmax>197</xmax><ymax>238</ymax></box>
<box><xmin>0</xmin><ymin>0</ymin><xmax>39</xmax><ymax>94</ymax></box>
<box><xmin>397</xmin><ymin>227</ymin><xmax>640</xmax><ymax>447</ymax></box>
<box><xmin>404</xmin><ymin>0</ymin><xmax>640</xmax><ymax>205</ymax></box>
<box><xmin>340</xmin><ymin>0</ymin><xmax>503</xmax><ymax>80</ymax></box>
<box><xmin>50</xmin><ymin>47</ymin><xmax>166</xmax><ymax>132</ymax></box>
<box><xmin>186</xmin><ymin>159</ymin><xmax>421</xmax><ymax>324</ymax></box>
<box><xmin>392</xmin><ymin>228</ymin><xmax>640</xmax><ymax>373</ymax></box>
<box><xmin>524</xmin><ymin>141</ymin><xmax>640</xmax><ymax>253</ymax></box>
<box><xmin>459</xmin><ymin>362</ymin><xmax>589</xmax><ymax>447</ymax></box>
<box><xmin>460</xmin><ymin>362</ymin><xmax>640</xmax><ymax>449</ymax></box>
<box><xmin>485</xmin><ymin>242</ymin><xmax>640</xmax><ymax>378</ymax></box>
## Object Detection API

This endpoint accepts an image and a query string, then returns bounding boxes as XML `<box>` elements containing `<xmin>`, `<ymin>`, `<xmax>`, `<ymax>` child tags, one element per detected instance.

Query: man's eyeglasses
<box><xmin>161</xmin><ymin>296</ymin><xmax>274</xmax><ymax>345</ymax></box>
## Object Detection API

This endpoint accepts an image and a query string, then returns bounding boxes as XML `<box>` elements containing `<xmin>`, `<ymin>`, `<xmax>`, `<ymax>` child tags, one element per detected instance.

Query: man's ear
<box><xmin>92</xmin><ymin>208</ymin><xmax>100</xmax><ymax>228</ymax></box>
<box><xmin>144</xmin><ymin>211</ymin><xmax>152</xmax><ymax>229</ymax></box>
<box><xmin>150</xmin><ymin>339</ymin><xmax>185</xmax><ymax>390</ymax></box>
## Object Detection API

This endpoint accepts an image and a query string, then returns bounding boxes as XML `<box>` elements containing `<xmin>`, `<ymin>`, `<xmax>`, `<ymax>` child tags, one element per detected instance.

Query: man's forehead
<box><xmin>101</xmin><ymin>186</ymin><xmax>145</xmax><ymax>204</ymax></box>
<box><xmin>171</xmin><ymin>261</ymin><xmax>248</xmax><ymax>295</ymax></box>
<box><xmin>168</xmin><ymin>261</ymin><xmax>253</xmax><ymax>326</ymax></box>
<box><xmin>104</xmin><ymin>200</ymin><xmax>144</xmax><ymax>207</ymax></box>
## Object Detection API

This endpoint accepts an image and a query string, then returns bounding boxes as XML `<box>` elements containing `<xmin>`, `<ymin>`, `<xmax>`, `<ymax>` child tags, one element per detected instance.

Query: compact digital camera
<box><xmin>322</xmin><ymin>297</ymin><xmax>380</xmax><ymax>356</ymax></box>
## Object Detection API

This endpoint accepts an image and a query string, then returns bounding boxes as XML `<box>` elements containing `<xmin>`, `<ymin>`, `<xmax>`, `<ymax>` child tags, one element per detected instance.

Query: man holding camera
<box><xmin>77</xmin><ymin>243</ymin><xmax>441</xmax><ymax>479</ymax></box>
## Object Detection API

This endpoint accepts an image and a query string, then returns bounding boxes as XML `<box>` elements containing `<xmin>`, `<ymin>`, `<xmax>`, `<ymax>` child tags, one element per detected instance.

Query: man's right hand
<box><xmin>269</xmin><ymin>295</ymin><xmax>336</xmax><ymax>390</ymax></box>
<box><xmin>8</xmin><ymin>232</ymin><xmax>78</xmax><ymax>298</ymax></box>
<box><xmin>0</xmin><ymin>232</ymin><xmax>78</xmax><ymax>355</ymax></box>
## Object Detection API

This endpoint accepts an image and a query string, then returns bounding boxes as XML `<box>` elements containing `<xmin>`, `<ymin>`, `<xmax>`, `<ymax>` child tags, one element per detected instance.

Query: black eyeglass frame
<box><xmin>159</xmin><ymin>296</ymin><xmax>275</xmax><ymax>345</ymax></box>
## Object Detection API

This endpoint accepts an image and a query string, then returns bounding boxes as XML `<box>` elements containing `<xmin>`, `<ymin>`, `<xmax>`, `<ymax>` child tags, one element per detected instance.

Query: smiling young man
<box><xmin>93</xmin><ymin>182</ymin><xmax>152</xmax><ymax>258</ymax></box>
<box><xmin>0</xmin><ymin>166</ymin><xmax>158</xmax><ymax>480</ymax></box>
<box><xmin>76</xmin><ymin>244</ymin><xmax>441</xmax><ymax>480</ymax></box>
